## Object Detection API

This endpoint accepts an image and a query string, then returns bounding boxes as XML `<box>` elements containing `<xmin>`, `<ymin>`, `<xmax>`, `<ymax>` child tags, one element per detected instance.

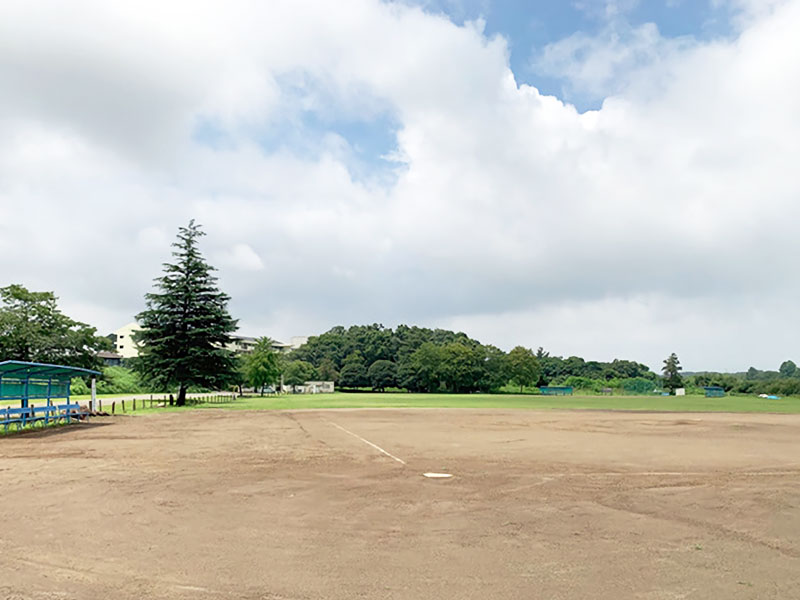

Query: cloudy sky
<box><xmin>1</xmin><ymin>0</ymin><xmax>797</xmax><ymax>372</ymax></box>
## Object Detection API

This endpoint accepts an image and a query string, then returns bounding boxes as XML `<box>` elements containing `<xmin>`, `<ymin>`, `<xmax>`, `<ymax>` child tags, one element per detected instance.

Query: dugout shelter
<box><xmin>703</xmin><ymin>386</ymin><xmax>726</xmax><ymax>398</ymax></box>
<box><xmin>0</xmin><ymin>360</ymin><xmax>101</xmax><ymax>409</ymax></box>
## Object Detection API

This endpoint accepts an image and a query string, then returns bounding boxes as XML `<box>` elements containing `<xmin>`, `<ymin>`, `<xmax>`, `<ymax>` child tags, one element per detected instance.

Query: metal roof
<box><xmin>0</xmin><ymin>360</ymin><xmax>101</xmax><ymax>381</ymax></box>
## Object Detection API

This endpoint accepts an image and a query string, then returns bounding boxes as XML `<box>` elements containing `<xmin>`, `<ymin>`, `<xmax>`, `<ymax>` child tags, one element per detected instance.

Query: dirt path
<box><xmin>1</xmin><ymin>409</ymin><xmax>799</xmax><ymax>599</ymax></box>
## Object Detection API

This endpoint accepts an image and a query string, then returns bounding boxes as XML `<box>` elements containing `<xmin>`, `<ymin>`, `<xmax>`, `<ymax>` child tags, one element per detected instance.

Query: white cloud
<box><xmin>218</xmin><ymin>244</ymin><xmax>265</xmax><ymax>272</ymax></box>
<box><xmin>531</xmin><ymin>21</ymin><xmax>694</xmax><ymax>104</ymax></box>
<box><xmin>1</xmin><ymin>0</ymin><xmax>800</xmax><ymax>369</ymax></box>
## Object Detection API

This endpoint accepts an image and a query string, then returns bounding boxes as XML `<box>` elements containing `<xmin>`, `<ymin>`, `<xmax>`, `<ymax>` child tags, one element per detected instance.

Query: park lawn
<box><xmin>130</xmin><ymin>392</ymin><xmax>800</xmax><ymax>414</ymax></box>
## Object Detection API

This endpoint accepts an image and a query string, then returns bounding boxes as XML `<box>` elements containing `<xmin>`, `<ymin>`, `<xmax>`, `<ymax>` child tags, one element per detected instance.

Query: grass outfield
<box><xmin>5</xmin><ymin>392</ymin><xmax>800</xmax><ymax>415</ymax></box>
<box><xmin>128</xmin><ymin>392</ymin><xmax>800</xmax><ymax>414</ymax></box>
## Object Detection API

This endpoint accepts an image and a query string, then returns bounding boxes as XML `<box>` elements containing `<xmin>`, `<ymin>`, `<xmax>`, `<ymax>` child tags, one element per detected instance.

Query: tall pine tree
<box><xmin>135</xmin><ymin>220</ymin><xmax>238</xmax><ymax>405</ymax></box>
<box><xmin>661</xmin><ymin>352</ymin><xmax>683</xmax><ymax>393</ymax></box>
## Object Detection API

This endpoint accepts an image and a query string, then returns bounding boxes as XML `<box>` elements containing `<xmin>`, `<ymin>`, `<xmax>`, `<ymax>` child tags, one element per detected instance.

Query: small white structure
<box><xmin>675</xmin><ymin>388</ymin><xmax>686</xmax><ymax>396</ymax></box>
<box><xmin>109</xmin><ymin>322</ymin><xmax>143</xmax><ymax>359</ymax></box>
<box><xmin>304</xmin><ymin>381</ymin><xmax>335</xmax><ymax>394</ymax></box>
<box><xmin>283</xmin><ymin>381</ymin><xmax>335</xmax><ymax>394</ymax></box>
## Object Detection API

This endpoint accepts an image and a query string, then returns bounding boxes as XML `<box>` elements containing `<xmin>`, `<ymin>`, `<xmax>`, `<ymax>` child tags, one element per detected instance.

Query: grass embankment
<box><xmin>131</xmin><ymin>392</ymin><xmax>800</xmax><ymax>414</ymax></box>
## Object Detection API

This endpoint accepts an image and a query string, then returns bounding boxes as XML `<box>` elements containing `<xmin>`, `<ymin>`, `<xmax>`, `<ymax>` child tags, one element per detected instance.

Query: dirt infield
<box><xmin>1</xmin><ymin>409</ymin><xmax>799</xmax><ymax>599</ymax></box>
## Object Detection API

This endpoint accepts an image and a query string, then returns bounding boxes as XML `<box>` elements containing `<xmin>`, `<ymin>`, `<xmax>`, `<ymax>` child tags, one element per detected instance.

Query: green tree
<box><xmin>244</xmin><ymin>337</ymin><xmax>282</xmax><ymax>395</ymax></box>
<box><xmin>283</xmin><ymin>360</ymin><xmax>316</xmax><ymax>390</ymax></box>
<box><xmin>134</xmin><ymin>220</ymin><xmax>238</xmax><ymax>406</ymax></box>
<box><xmin>439</xmin><ymin>342</ymin><xmax>485</xmax><ymax>393</ymax></box>
<box><xmin>339</xmin><ymin>351</ymin><xmax>368</xmax><ymax>388</ymax></box>
<box><xmin>368</xmin><ymin>360</ymin><xmax>397</xmax><ymax>391</ymax></box>
<box><xmin>481</xmin><ymin>345</ymin><xmax>510</xmax><ymax>392</ymax></box>
<box><xmin>507</xmin><ymin>346</ymin><xmax>540</xmax><ymax>393</ymax></box>
<box><xmin>0</xmin><ymin>284</ymin><xmax>109</xmax><ymax>369</ymax></box>
<box><xmin>317</xmin><ymin>357</ymin><xmax>340</xmax><ymax>383</ymax></box>
<box><xmin>95</xmin><ymin>366</ymin><xmax>146</xmax><ymax>394</ymax></box>
<box><xmin>779</xmin><ymin>360</ymin><xmax>797</xmax><ymax>378</ymax></box>
<box><xmin>661</xmin><ymin>352</ymin><xmax>683</xmax><ymax>393</ymax></box>
<box><xmin>398</xmin><ymin>343</ymin><xmax>444</xmax><ymax>392</ymax></box>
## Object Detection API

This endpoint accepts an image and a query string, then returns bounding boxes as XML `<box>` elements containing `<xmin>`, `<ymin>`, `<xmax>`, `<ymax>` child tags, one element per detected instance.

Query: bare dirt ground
<box><xmin>1</xmin><ymin>409</ymin><xmax>799</xmax><ymax>599</ymax></box>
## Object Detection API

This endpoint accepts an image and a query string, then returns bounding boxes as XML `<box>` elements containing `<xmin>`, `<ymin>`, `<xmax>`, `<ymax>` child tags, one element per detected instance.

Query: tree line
<box><xmin>687</xmin><ymin>361</ymin><xmax>800</xmax><ymax>396</ymax></box>
<box><xmin>283</xmin><ymin>324</ymin><xmax>656</xmax><ymax>393</ymax></box>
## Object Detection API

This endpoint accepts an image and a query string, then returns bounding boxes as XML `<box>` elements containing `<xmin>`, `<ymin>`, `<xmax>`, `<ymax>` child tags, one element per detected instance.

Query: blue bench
<box><xmin>1</xmin><ymin>402</ymin><xmax>83</xmax><ymax>433</ymax></box>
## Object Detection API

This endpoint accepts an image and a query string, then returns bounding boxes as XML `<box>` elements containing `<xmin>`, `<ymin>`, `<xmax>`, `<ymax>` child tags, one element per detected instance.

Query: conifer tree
<box><xmin>135</xmin><ymin>220</ymin><xmax>238</xmax><ymax>405</ymax></box>
<box><xmin>661</xmin><ymin>352</ymin><xmax>683</xmax><ymax>393</ymax></box>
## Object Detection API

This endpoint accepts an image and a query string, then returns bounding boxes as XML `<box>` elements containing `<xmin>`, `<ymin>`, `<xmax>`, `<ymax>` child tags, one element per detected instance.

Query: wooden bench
<box><xmin>1</xmin><ymin>402</ymin><xmax>83</xmax><ymax>433</ymax></box>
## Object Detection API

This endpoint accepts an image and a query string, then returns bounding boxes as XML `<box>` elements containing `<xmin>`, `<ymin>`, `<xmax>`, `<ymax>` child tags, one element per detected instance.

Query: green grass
<box><xmin>6</xmin><ymin>391</ymin><xmax>800</xmax><ymax>417</ymax></box>
<box><xmin>126</xmin><ymin>392</ymin><xmax>800</xmax><ymax>415</ymax></box>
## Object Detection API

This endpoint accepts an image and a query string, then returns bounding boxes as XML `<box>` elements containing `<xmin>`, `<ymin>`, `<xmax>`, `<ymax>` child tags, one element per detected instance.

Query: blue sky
<box><xmin>401</xmin><ymin>0</ymin><xmax>738</xmax><ymax>109</ymax></box>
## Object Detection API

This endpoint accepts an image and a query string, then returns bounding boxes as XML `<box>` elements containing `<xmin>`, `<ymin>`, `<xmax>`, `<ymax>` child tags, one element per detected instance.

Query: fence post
<box><xmin>133</xmin><ymin>398</ymin><xmax>136</xmax><ymax>411</ymax></box>
<box><xmin>122</xmin><ymin>400</ymin><xmax>126</xmax><ymax>413</ymax></box>
<box><xmin>112</xmin><ymin>401</ymin><xmax>115</xmax><ymax>415</ymax></box>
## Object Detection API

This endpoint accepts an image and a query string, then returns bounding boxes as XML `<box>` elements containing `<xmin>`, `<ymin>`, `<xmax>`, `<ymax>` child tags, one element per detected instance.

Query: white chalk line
<box><xmin>328</xmin><ymin>421</ymin><xmax>406</xmax><ymax>465</ymax></box>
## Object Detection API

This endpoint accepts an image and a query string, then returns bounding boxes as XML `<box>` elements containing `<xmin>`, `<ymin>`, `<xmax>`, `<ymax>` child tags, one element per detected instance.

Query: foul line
<box><xmin>328</xmin><ymin>421</ymin><xmax>406</xmax><ymax>465</ymax></box>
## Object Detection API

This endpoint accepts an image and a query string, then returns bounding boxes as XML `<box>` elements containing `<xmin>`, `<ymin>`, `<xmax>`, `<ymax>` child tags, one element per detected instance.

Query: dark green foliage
<box><xmin>368</xmin><ymin>360</ymin><xmax>397</xmax><ymax>391</ymax></box>
<box><xmin>662</xmin><ymin>352</ymin><xmax>684</xmax><ymax>393</ymax></box>
<box><xmin>536</xmin><ymin>350</ymin><xmax>653</xmax><ymax>385</ymax></box>
<box><xmin>134</xmin><ymin>220</ymin><xmax>238</xmax><ymax>406</ymax></box>
<box><xmin>283</xmin><ymin>360</ymin><xmax>317</xmax><ymax>388</ymax></box>
<box><xmin>439</xmin><ymin>342</ymin><xmax>486</xmax><ymax>393</ymax></box>
<box><xmin>688</xmin><ymin>364</ymin><xmax>800</xmax><ymax>396</ymax></box>
<box><xmin>244</xmin><ymin>337</ymin><xmax>282</xmax><ymax>395</ymax></box>
<box><xmin>507</xmin><ymin>346</ymin><xmax>540</xmax><ymax>393</ymax></box>
<box><xmin>481</xmin><ymin>345</ymin><xmax>511</xmax><ymax>392</ymax></box>
<box><xmin>398</xmin><ymin>343</ymin><xmax>444</xmax><ymax>392</ymax></box>
<box><xmin>0</xmin><ymin>284</ymin><xmax>109</xmax><ymax>370</ymax></box>
<box><xmin>338</xmin><ymin>352</ymin><xmax>369</xmax><ymax>389</ymax></box>
<box><xmin>316</xmin><ymin>358</ymin><xmax>339</xmax><ymax>384</ymax></box>
<box><xmin>289</xmin><ymin>324</ymin><xmax>658</xmax><ymax>394</ymax></box>
<box><xmin>779</xmin><ymin>360</ymin><xmax>797</xmax><ymax>378</ymax></box>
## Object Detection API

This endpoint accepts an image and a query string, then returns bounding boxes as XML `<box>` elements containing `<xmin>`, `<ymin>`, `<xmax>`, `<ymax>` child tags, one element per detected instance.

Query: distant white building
<box><xmin>289</xmin><ymin>336</ymin><xmax>309</xmax><ymax>349</ymax></box>
<box><xmin>109</xmin><ymin>322</ymin><xmax>306</xmax><ymax>359</ymax></box>
<box><xmin>227</xmin><ymin>335</ymin><xmax>294</xmax><ymax>355</ymax></box>
<box><xmin>108</xmin><ymin>322</ymin><xmax>142</xmax><ymax>359</ymax></box>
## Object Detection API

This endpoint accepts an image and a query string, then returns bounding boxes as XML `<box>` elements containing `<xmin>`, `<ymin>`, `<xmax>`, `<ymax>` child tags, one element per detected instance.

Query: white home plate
<box><xmin>423</xmin><ymin>472</ymin><xmax>453</xmax><ymax>478</ymax></box>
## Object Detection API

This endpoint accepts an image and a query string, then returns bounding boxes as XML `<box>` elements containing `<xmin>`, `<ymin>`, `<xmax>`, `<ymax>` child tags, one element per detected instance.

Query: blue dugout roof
<box><xmin>0</xmin><ymin>360</ymin><xmax>100</xmax><ymax>381</ymax></box>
